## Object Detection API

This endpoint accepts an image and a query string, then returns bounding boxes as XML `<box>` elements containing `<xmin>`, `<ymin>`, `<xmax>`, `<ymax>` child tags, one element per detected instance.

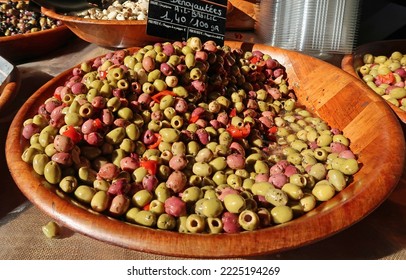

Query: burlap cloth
<box><xmin>1</xmin><ymin>37</ymin><xmax>405</xmax><ymax>260</ymax></box>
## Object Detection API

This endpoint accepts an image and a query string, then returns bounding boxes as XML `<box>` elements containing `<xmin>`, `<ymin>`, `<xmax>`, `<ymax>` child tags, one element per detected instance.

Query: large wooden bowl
<box><xmin>341</xmin><ymin>39</ymin><xmax>406</xmax><ymax>123</ymax></box>
<box><xmin>6</xmin><ymin>41</ymin><xmax>405</xmax><ymax>258</ymax></box>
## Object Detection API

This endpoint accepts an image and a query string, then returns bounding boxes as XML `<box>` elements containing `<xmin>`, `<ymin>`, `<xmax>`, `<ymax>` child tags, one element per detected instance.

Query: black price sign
<box><xmin>146</xmin><ymin>0</ymin><xmax>228</xmax><ymax>45</ymax></box>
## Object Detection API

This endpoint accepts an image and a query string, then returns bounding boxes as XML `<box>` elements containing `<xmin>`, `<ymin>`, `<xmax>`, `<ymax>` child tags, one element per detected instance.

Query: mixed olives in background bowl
<box><xmin>0</xmin><ymin>0</ymin><xmax>62</xmax><ymax>36</ymax></box>
<box><xmin>40</xmin><ymin>2</ymin><xmax>162</xmax><ymax>49</ymax></box>
<box><xmin>341</xmin><ymin>39</ymin><xmax>406</xmax><ymax>123</ymax></box>
<box><xmin>6</xmin><ymin>39</ymin><xmax>404</xmax><ymax>258</ymax></box>
<box><xmin>0</xmin><ymin>0</ymin><xmax>75</xmax><ymax>63</ymax></box>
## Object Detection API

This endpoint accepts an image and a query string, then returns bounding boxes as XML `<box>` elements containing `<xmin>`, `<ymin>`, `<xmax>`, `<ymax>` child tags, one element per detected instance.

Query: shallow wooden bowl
<box><xmin>41</xmin><ymin>1</ymin><xmax>253</xmax><ymax>49</ymax></box>
<box><xmin>6</xmin><ymin>41</ymin><xmax>405</xmax><ymax>258</ymax></box>
<box><xmin>41</xmin><ymin>7</ymin><xmax>165</xmax><ymax>48</ymax></box>
<box><xmin>0</xmin><ymin>24</ymin><xmax>75</xmax><ymax>63</ymax></box>
<box><xmin>0</xmin><ymin>0</ymin><xmax>76</xmax><ymax>62</ymax></box>
<box><xmin>341</xmin><ymin>39</ymin><xmax>406</xmax><ymax>123</ymax></box>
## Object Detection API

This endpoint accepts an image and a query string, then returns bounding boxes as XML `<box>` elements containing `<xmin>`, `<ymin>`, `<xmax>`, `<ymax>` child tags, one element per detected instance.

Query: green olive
<box><xmin>309</xmin><ymin>163</ymin><xmax>327</xmax><ymax>181</ymax></box>
<box><xmin>105</xmin><ymin>127</ymin><xmax>126</xmax><ymax>145</ymax></box>
<box><xmin>265</xmin><ymin>188</ymin><xmax>288</xmax><ymax>206</ymax></box>
<box><xmin>148</xmin><ymin>200</ymin><xmax>165</xmax><ymax>215</ymax></box>
<box><xmin>300</xmin><ymin>194</ymin><xmax>317</xmax><ymax>212</ymax></box>
<box><xmin>289</xmin><ymin>174</ymin><xmax>307</xmax><ymax>188</ymax></box>
<box><xmin>209</xmin><ymin>157</ymin><xmax>227</xmax><ymax>172</ymax></box>
<box><xmin>185</xmin><ymin>214</ymin><xmax>206</xmax><ymax>233</ymax></box>
<box><xmin>192</xmin><ymin>162</ymin><xmax>213</xmax><ymax>177</ymax></box>
<box><xmin>312</xmin><ymin>182</ymin><xmax>336</xmax><ymax>201</ymax></box>
<box><xmin>125</xmin><ymin>207</ymin><xmax>140</xmax><ymax>223</ymax></box>
<box><xmin>281</xmin><ymin>183</ymin><xmax>304</xmax><ymax>200</ymax></box>
<box><xmin>207</xmin><ymin>217</ymin><xmax>223</xmax><ymax>234</ymax></box>
<box><xmin>44</xmin><ymin>161</ymin><xmax>62</xmax><ymax>184</ymax></box>
<box><xmin>238</xmin><ymin>210</ymin><xmax>260</xmax><ymax>231</ymax></box>
<box><xmin>154</xmin><ymin>183</ymin><xmax>171</xmax><ymax>202</ymax></box>
<box><xmin>21</xmin><ymin>146</ymin><xmax>42</xmax><ymax>163</ymax></box>
<box><xmin>223</xmin><ymin>194</ymin><xmax>246</xmax><ymax>213</ymax></box>
<box><xmin>339</xmin><ymin>158</ymin><xmax>359</xmax><ymax>175</ymax></box>
<box><xmin>332</xmin><ymin>134</ymin><xmax>350</xmax><ymax>146</ymax></box>
<box><xmin>32</xmin><ymin>153</ymin><xmax>50</xmax><ymax>175</ymax></box>
<box><xmin>253</xmin><ymin>160</ymin><xmax>269</xmax><ymax>174</ymax></box>
<box><xmin>93</xmin><ymin>179</ymin><xmax>110</xmax><ymax>191</ymax></box>
<box><xmin>78</xmin><ymin>166</ymin><xmax>98</xmax><ymax>184</ymax></box>
<box><xmin>90</xmin><ymin>190</ymin><xmax>110</xmax><ymax>212</ymax></box>
<box><xmin>251</xmin><ymin>182</ymin><xmax>274</xmax><ymax>196</ymax></box>
<box><xmin>182</xmin><ymin>186</ymin><xmax>203</xmax><ymax>203</ymax></box>
<box><xmin>270</xmin><ymin>205</ymin><xmax>293</xmax><ymax>224</ymax></box>
<box><xmin>132</xmin><ymin>189</ymin><xmax>153</xmax><ymax>208</ymax></box>
<box><xmin>327</xmin><ymin>169</ymin><xmax>347</xmax><ymax>191</ymax></box>
<box><xmin>159</xmin><ymin>128</ymin><xmax>180</xmax><ymax>143</ymax></box>
<box><xmin>112</xmin><ymin>148</ymin><xmax>127</xmax><ymax>167</ymax></box>
<box><xmin>201</xmin><ymin>198</ymin><xmax>224</xmax><ymax>218</ymax></box>
<box><xmin>59</xmin><ymin>175</ymin><xmax>78</xmax><ymax>193</ymax></box>
<box><xmin>42</xmin><ymin>221</ymin><xmax>60</xmax><ymax>239</ymax></box>
<box><xmin>195</xmin><ymin>148</ymin><xmax>214</xmax><ymax>163</ymax></box>
<box><xmin>133</xmin><ymin>210</ymin><xmax>157</xmax><ymax>227</ymax></box>
<box><xmin>157</xmin><ymin>213</ymin><xmax>176</xmax><ymax>230</ymax></box>
<box><xmin>74</xmin><ymin>185</ymin><xmax>96</xmax><ymax>204</ymax></box>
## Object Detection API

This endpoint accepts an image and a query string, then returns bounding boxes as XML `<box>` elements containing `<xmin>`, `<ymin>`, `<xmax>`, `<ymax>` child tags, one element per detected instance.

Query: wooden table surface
<box><xmin>1</xmin><ymin>36</ymin><xmax>405</xmax><ymax>260</ymax></box>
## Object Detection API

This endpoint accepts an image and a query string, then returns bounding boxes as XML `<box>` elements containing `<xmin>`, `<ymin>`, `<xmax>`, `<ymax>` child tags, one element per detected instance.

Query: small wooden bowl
<box><xmin>6</xmin><ymin>41</ymin><xmax>405</xmax><ymax>258</ymax></box>
<box><xmin>0</xmin><ymin>24</ymin><xmax>75</xmax><ymax>63</ymax></box>
<box><xmin>341</xmin><ymin>39</ymin><xmax>406</xmax><ymax>123</ymax></box>
<box><xmin>0</xmin><ymin>0</ymin><xmax>76</xmax><ymax>62</ymax></box>
<box><xmin>40</xmin><ymin>7</ymin><xmax>164</xmax><ymax>48</ymax></box>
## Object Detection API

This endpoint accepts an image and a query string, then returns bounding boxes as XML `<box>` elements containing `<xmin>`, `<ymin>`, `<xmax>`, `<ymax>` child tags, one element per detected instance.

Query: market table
<box><xmin>1</xmin><ymin>36</ymin><xmax>405</xmax><ymax>260</ymax></box>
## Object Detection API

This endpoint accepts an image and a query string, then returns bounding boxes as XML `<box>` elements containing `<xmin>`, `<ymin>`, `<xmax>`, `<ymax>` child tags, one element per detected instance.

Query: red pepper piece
<box><xmin>62</xmin><ymin>125</ymin><xmax>83</xmax><ymax>144</ymax></box>
<box><xmin>93</xmin><ymin>118</ymin><xmax>103</xmax><ymax>130</ymax></box>
<box><xmin>140</xmin><ymin>159</ymin><xmax>158</xmax><ymax>175</ymax></box>
<box><xmin>189</xmin><ymin>115</ymin><xmax>200</xmax><ymax>124</ymax></box>
<box><xmin>376</xmin><ymin>72</ymin><xmax>395</xmax><ymax>85</ymax></box>
<box><xmin>143</xmin><ymin>203</ymin><xmax>150</xmax><ymax>211</ymax></box>
<box><xmin>53</xmin><ymin>91</ymin><xmax>61</xmax><ymax>101</ymax></box>
<box><xmin>250</xmin><ymin>56</ymin><xmax>261</xmax><ymax>64</ymax></box>
<box><xmin>226</xmin><ymin>123</ymin><xmax>251</xmax><ymax>139</ymax></box>
<box><xmin>151</xmin><ymin>90</ymin><xmax>176</xmax><ymax>103</ymax></box>
<box><xmin>147</xmin><ymin>133</ymin><xmax>162</xmax><ymax>149</ymax></box>
<box><xmin>268</xmin><ymin>126</ymin><xmax>278</xmax><ymax>134</ymax></box>
<box><xmin>99</xmin><ymin>70</ymin><xmax>107</xmax><ymax>80</ymax></box>
<box><xmin>229</xmin><ymin>108</ymin><xmax>237</xmax><ymax>118</ymax></box>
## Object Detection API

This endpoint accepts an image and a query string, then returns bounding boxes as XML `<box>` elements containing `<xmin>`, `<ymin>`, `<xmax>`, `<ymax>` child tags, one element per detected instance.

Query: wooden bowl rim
<box><xmin>6</xmin><ymin>41</ymin><xmax>405</xmax><ymax>258</ymax></box>
<box><xmin>0</xmin><ymin>24</ymin><xmax>70</xmax><ymax>43</ymax></box>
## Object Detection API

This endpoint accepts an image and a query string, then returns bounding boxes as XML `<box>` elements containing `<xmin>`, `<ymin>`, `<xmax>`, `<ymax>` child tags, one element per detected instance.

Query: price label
<box><xmin>146</xmin><ymin>0</ymin><xmax>228</xmax><ymax>45</ymax></box>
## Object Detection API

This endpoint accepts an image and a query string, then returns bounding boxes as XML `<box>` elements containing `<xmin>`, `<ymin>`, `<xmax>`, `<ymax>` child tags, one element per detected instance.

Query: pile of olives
<box><xmin>357</xmin><ymin>51</ymin><xmax>406</xmax><ymax>111</ymax></box>
<box><xmin>21</xmin><ymin>37</ymin><xmax>360</xmax><ymax>234</ymax></box>
<box><xmin>0</xmin><ymin>1</ymin><xmax>62</xmax><ymax>37</ymax></box>
<box><xmin>72</xmin><ymin>0</ymin><xmax>149</xmax><ymax>21</ymax></box>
